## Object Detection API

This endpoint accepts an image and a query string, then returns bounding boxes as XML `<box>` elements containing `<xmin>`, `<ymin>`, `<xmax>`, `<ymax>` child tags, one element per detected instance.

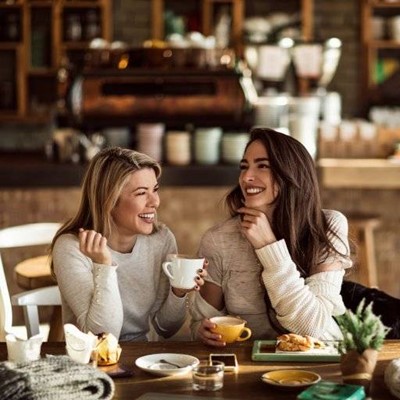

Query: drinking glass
<box><xmin>192</xmin><ymin>360</ymin><xmax>224</xmax><ymax>391</ymax></box>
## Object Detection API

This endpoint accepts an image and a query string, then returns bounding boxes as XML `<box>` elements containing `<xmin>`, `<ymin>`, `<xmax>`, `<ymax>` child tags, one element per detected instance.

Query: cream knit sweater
<box><xmin>191</xmin><ymin>210</ymin><xmax>352</xmax><ymax>340</ymax></box>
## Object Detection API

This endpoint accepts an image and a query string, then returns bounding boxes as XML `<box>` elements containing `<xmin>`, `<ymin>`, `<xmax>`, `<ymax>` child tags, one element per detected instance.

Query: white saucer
<box><xmin>135</xmin><ymin>353</ymin><xmax>200</xmax><ymax>376</ymax></box>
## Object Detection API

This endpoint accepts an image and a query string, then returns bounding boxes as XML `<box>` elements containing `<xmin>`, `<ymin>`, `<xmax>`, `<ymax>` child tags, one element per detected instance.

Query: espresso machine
<box><xmin>245</xmin><ymin>37</ymin><xmax>342</xmax><ymax>158</ymax></box>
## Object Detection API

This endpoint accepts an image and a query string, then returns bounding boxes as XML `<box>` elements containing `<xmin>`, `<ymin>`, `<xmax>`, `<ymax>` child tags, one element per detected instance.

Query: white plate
<box><xmin>135</xmin><ymin>353</ymin><xmax>200</xmax><ymax>376</ymax></box>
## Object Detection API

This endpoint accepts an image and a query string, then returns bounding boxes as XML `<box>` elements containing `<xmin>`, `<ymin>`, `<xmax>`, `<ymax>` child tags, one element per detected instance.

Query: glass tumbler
<box><xmin>192</xmin><ymin>360</ymin><xmax>224</xmax><ymax>391</ymax></box>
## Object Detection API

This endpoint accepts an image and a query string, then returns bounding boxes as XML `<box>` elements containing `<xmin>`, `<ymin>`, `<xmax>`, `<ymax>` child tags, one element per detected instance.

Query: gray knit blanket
<box><xmin>0</xmin><ymin>355</ymin><xmax>115</xmax><ymax>400</ymax></box>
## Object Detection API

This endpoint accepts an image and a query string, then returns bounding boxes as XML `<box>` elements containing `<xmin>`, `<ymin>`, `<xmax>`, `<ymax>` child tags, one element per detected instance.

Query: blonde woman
<box><xmin>51</xmin><ymin>147</ymin><xmax>206</xmax><ymax>341</ymax></box>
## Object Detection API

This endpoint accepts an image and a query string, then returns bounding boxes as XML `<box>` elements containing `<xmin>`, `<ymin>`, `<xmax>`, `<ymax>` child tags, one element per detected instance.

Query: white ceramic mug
<box><xmin>64</xmin><ymin>323</ymin><xmax>97</xmax><ymax>364</ymax></box>
<box><xmin>162</xmin><ymin>254</ymin><xmax>204</xmax><ymax>289</ymax></box>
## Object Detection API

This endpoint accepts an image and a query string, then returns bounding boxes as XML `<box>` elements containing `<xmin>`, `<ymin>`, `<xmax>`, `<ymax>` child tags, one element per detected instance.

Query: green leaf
<box><xmin>337</xmin><ymin>300</ymin><xmax>391</xmax><ymax>354</ymax></box>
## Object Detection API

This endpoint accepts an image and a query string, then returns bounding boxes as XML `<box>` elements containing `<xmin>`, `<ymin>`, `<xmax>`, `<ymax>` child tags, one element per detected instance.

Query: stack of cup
<box><xmin>165</xmin><ymin>130</ymin><xmax>191</xmax><ymax>165</ymax></box>
<box><xmin>221</xmin><ymin>133</ymin><xmax>249</xmax><ymax>164</ymax></box>
<box><xmin>288</xmin><ymin>96</ymin><xmax>321</xmax><ymax>160</ymax></box>
<box><xmin>194</xmin><ymin>127</ymin><xmax>222</xmax><ymax>165</ymax></box>
<box><xmin>136</xmin><ymin>123</ymin><xmax>165</xmax><ymax>161</ymax></box>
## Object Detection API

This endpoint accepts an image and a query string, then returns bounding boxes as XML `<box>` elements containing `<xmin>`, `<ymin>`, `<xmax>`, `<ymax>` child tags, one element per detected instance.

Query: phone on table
<box><xmin>209</xmin><ymin>353</ymin><xmax>238</xmax><ymax>372</ymax></box>
<box><xmin>98</xmin><ymin>363</ymin><xmax>133</xmax><ymax>378</ymax></box>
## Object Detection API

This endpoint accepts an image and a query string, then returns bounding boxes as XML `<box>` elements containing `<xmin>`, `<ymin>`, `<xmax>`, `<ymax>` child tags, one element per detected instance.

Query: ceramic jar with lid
<box><xmin>221</xmin><ymin>133</ymin><xmax>249</xmax><ymax>164</ymax></box>
<box><xmin>165</xmin><ymin>131</ymin><xmax>191</xmax><ymax>165</ymax></box>
<box><xmin>136</xmin><ymin>123</ymin><xmax>165</xmax><ymax>161</ymax></box>
<box><xmin>194</xmin><ymin>127</ymin><xmax>222</xmax><ymax>165</ymax></box>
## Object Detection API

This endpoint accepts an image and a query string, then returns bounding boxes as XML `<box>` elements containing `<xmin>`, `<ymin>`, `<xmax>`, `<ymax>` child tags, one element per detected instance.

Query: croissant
<box><xmin>276</xmin><ymin>333</ymin><xmax>325</xmax><ymax>352</ymax></box>
<box><xmin>95</xmin><ymin>332</ymin><xmax>122</xmax><ymax>365</ymax></box>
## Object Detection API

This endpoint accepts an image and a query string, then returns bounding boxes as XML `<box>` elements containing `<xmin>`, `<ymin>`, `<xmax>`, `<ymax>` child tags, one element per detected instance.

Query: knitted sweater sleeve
<box><xmin>53</xmin><ymin>234</ymin><xmax>123</xmax><ymax>338</ymax></box>
<box><xmin>255</xmin><ymin>210</ymin><xmax>350</xmax><ymax>339</ymax></box>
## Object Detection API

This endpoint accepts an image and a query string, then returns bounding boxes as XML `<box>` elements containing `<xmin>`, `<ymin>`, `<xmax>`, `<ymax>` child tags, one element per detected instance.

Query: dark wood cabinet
<box><xmin>361</xmin><ymin>0</ymin><xmax>400</xmax><ymax>112</ymax></box>
<box><xmin>0</xmin><ymin>0</ymin><xmax>112</xmax><ymax>122</ymax></box>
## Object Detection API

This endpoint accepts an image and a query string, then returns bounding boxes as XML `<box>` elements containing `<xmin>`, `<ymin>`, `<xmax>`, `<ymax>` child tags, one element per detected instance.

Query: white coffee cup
<box><xmin>64</xmin><ymin>323</ymin><xmax>97</xmax><ymax>364</ymax></box>
<box><xmin>162</xmin><ymin>254</ymin><xmax>204</xmax><ymax>289</ymax></box>
<box><xmin>6</xmin><ymin>333</ymin><xmax>43</xmax><ymax>363</ymax></box>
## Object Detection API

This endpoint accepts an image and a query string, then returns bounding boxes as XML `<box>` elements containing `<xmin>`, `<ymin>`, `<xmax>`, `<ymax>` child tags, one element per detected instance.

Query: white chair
<box><xmin>0</xmin><ymin>223</ymin><xmax>62</xmax><ymax>341</ymax></box>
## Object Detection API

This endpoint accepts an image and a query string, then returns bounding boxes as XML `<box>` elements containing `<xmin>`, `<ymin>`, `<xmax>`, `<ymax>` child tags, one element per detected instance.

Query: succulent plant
<box><xmin>336</xmin><ymin>299</ymin><xmax>391</xmax><ymax>355</ymax></box>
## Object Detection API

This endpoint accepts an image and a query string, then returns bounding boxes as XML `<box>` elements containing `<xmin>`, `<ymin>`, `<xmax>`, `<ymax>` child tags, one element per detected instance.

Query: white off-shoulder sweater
<box><xmin>190</xmin><ymin>210</ymin><xmax>352</xmax><ymax>340</ymax></box>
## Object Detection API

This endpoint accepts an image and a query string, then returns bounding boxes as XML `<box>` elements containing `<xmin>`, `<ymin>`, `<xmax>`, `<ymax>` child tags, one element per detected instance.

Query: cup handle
<box><xmin>162</xmin><ymin>261</ymin><xmax>174</xmax><ymax>280</ymax></box>
<box><xmin>236</xmin><ymin>327</ymin><xmax>252</xmax><ymax>342</ymax></box>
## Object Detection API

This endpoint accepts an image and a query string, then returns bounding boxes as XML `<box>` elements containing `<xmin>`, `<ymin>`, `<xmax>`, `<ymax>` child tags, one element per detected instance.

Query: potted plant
<box><xmin>336</xmin><ymin>299</ymin><xmax>391</xmax><ymax>394</ymax></box>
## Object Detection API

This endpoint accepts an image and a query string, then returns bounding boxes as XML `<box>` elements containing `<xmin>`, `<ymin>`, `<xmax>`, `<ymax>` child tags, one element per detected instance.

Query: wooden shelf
<box><xmin>0</xmin><ymin>0</ymin><xmax>112</xmax><ymax>123</ymax></box>
<box><xmin>361</xmin><ymin>0</ymin><xmax>400</xmax><ymax>111</ymax></box>
<box><xmin>368</xmin><ymin>40</ymin><xmax>400</xmax><ymax>48</ymax></box>
<box><xmin>1</xmin><ymin>155</ymin><xmax>399</xmax><ymax>189</ymax></box>
<box><xmin>28</xmin><ymin>68</ymin><xmax>57</xmax><ymax>76</ymax></box>
<box><xmin>151</xmin><ymin>0</ymin><xmax>314</xmax><ymax>55</ymax></box>
<box><xmin>61</xmin><ymin>1</ymin><xmax>105</xmax><ymax>7</ymax></box>
<box><xmin>0</xmin><ymin>153</ymin><xmax>240</xmax><ymax>188</ymax></box>
<box><xmin>0</xmin><ymin>43</ymin><xmax>20</xmax><ymax>50</ymax></box>
<box><xmin>318</xmin><ymin>158</ymin><xmax>400</xmax><ymax>189</ymax></box>
<box><xmin>370</xmin><ymin>1</ymin><xmax>400</xmax><ymax>8</ymax></box>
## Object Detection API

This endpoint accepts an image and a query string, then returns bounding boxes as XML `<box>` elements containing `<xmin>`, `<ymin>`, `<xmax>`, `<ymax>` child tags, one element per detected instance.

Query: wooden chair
<box><xmin>0</xmin><ymin>223</ymin><xmax>62</xmax><ymax>341</ymax></box>
<box><xmin>348</xmin><ymin>215</ymin><xmax>381</xmax><ymax>288</ymax></box>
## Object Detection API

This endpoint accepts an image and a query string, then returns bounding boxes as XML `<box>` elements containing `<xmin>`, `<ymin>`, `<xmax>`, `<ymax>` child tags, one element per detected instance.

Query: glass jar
<box><xmin>6</xmin><ymin>13</ymin><xmax>19</xmax><ymax>41</ymax></box>
<box><xmin>85</xmin><ymin>10</ymin><xmax>100</xmax><ymax>40</ymax></box>
<box><xmin>66</xmin><ymin>14</ymin><xmax>82</xmax><ymax>41</ymax></box>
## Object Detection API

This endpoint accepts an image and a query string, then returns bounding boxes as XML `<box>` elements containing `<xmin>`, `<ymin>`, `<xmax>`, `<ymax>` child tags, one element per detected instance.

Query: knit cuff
<box><xmin>255</xmin><ymin>239</ymin><xmax>291</xmax><ymax>269</ymax></box>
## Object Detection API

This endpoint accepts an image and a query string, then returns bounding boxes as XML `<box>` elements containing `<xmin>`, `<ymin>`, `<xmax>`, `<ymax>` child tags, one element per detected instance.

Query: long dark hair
<box><xmin>226</xmin><ymin>127</ymin><xmax>347</xmax><ymax>277</ymax></box>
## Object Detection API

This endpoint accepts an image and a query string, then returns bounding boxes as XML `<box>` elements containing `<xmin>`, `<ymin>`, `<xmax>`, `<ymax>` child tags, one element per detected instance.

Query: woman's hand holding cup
<box><xmin>162</xmin><ymin>254</ymin><xmax>208</xmax><ymax>297</ymax></box>
<box><xmin>198</xmin><ymin>316</ymin><xmax>252</xmax><ymax>347</ymax></box>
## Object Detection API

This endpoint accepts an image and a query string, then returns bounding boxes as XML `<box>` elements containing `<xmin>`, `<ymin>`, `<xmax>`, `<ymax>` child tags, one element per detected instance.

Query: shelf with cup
<box><xmin>151</xmin><ymin>0</ymin><xmax>314</xmax><ymax>59</ymax></box>
<box><xmin>361</xmin><ymin>0</ymin><xmax>400</xmax><ymax>113</ymax></box>
<box><xmin>0</xmin><ymin>2</ymin><xmax>24</xmax><ymax>117</ymax></box>
<box><xmin>151</xmin><ymin>0</ymin><xmax>244</xmax><ymax>53</ymax></box>
<box><xmin>0</xmin><ymin>151</ymin><xmax>241</xmax><ymax>188</ymax></box>
<box><xmin>0</xmin><ymin>0</ymin><xmax>112</xmax><ymax>122</ymax></box>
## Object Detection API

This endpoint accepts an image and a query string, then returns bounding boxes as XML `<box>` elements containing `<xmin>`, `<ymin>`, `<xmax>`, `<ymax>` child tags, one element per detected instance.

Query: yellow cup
<box><xmin>210</xmin><ymin>316</ymin><xmax>252</xmax><ymax>343</ymax></box>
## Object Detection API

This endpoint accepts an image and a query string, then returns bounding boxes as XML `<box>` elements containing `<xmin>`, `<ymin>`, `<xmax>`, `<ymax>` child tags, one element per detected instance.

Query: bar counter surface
<box><xmin>0</xmin><ymin>153</ymin><xmax>239</xmax><ymax>187</ymax></box>
<box><xmin>1</xmin><ymin>153</ymin><xmax>400</xmax><ymax>188</ymax></box>
<box><xmin>1</xmin><ymin>340</ymin><xmax>399</xmax><ymax>399</ymax></box>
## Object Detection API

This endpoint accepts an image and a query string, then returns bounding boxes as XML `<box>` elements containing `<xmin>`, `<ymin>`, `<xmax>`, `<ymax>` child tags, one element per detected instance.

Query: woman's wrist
<box><xmin>171</xmin><ymin>287</ymin><xmax>187</xmax><ymax>298</ymax></box>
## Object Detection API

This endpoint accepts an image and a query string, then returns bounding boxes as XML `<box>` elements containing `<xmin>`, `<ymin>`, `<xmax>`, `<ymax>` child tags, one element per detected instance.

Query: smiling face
<box><xmin>111</xmin><ymin>168</ymin><xmax>160</xmax><ymax>238</ymax></box>
<box><xmin>239</xmin><ymin>140</ymin><xmax>278</xmax><ymax>214</ymax></box>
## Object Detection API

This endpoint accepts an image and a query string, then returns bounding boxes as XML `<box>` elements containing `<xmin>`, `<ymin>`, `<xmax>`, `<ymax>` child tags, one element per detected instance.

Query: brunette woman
<box><xmin>191</xmin><ymin>128</ymin><xmax>352</xmax><ymax>346</ymax></box>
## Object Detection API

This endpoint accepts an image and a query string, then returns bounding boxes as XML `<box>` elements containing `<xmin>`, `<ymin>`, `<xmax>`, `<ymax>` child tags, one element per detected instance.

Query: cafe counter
<box><xmin>0</xmin><ymin>153</ymin><xmax>239</xmax><ymax>188</ymax></box>
<box><xmin>1</xmin><ymin>154</ymin><xmax>400</xmax><ymax>188</ymax></box>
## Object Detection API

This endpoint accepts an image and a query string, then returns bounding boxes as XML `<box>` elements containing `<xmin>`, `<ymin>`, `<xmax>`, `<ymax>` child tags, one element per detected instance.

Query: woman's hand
<box><xmin>79</xmin><ymin>228</ymin><xmax>112</xmax><ymax>265</ymax></box>
<box><xmin>172</xmin><ymin>260</ymin><xmax>209</xmax><ymax>298</ymax></box>
<box><xmin>197</xmin><ymin>318</ymin><xmax>226</xmax><ymax>347</ymax></box>
<box><xmin>238</xmin><ymin>207</ymin><xmax>276</xmax><ymax>249</ymax></box>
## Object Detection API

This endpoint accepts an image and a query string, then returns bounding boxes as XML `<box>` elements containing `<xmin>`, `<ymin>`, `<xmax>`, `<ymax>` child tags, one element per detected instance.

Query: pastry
<box><xmin>95</xmin><ymin>332</ymin><xmax>122</xmax><ymax>366</ymax></box>
<box><xmin>276</xmin><ymin>333</ymin><xmax>325</xmax><ymax>352</ymax></box>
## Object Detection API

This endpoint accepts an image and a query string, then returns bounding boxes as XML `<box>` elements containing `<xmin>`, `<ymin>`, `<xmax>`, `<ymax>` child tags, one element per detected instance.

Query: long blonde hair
<box><xmin>51</xmin><ymin>147</ymin><xmax>161</xmax><ymax>253</ymax></box>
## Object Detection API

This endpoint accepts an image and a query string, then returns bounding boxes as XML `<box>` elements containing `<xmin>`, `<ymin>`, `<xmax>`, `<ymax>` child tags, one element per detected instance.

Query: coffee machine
<box><xmin>245</xmin><ymin>37</ymin><xmax>342</xmax><ymax>158</ymax></box>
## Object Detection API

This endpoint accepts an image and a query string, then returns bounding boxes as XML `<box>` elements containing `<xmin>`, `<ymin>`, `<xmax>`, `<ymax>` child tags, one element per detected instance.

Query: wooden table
<box><xmin>1</xmin><ymin>341</ymin><xmax>399</xmax><ymax>399</ymax></box>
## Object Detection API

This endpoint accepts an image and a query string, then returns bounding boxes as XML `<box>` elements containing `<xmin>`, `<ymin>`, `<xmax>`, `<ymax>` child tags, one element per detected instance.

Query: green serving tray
<box><xmin>251</xmin><ymin>340</ymin><xmax>341</xmax><ymax>362</ymax></box>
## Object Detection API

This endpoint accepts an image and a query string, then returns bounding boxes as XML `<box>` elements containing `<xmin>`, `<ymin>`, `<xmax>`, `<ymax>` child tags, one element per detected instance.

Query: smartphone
<box><xmin>98</xmin><ymin>363</ymin><xmax>134</xmax><ymax>378</ymax></box>
<box><xmin>209</xmin><ymin>353</ymin><xmax>238</xmax><ymax>372</ymax></box>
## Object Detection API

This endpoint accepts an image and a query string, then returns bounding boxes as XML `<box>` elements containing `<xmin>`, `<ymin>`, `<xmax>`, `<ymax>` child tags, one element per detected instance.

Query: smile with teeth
<box><xmin>139</xmin><ymin>213</ymin><xmax>155</xmax><ymax>221</ymax></box>
<box><xmin>246</xmin><ymin>187</ymin><xmax>264</xmax><ymax>195</ymax></box>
